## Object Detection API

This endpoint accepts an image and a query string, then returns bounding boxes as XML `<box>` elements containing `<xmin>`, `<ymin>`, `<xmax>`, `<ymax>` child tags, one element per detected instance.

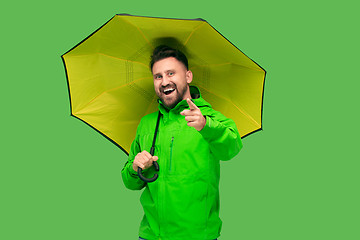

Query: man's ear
<box><xmin>186</xmin><ymin>70</ymin><xmax>193</xmax><ymax>84</ymax></box>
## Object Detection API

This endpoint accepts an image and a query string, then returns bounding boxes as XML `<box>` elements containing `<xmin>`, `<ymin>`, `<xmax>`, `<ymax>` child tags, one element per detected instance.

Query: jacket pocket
<box><xmin>169</xmin><ymin>136</ymin><xmax>174</xmax><ymax>172</ymax></box>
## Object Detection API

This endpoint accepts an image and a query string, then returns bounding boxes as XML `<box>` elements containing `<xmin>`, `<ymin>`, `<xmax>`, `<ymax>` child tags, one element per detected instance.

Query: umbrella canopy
<box><xmin>61</xmin><ymin>14</ymin><xmax>266</xmax><ymax>155</ymax></box>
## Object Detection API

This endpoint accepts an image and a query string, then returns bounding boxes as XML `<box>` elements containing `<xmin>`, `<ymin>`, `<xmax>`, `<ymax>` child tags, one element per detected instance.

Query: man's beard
<box><xmin>158</xmin><ymin>83</ymin><xmax>188</xmax><ymax>109</ymax></box>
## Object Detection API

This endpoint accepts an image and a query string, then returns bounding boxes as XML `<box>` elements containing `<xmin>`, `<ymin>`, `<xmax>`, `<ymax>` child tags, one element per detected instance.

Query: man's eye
<box><xmin>168</xmin><ymin>72</ymin><xmax>174</xmax><ymax>76</ymax></box>
<box><xmin>155</xmin><ymin>75</ymin><xmax>162</xmax><ymax>79</ymax></box>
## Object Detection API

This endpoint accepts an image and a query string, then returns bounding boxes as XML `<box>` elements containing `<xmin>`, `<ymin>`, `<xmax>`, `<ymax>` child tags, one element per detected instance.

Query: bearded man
<box><xmin>122</xmin><ymin>45</ymin><xmax>242</xmax><ymax>240</ymax></box>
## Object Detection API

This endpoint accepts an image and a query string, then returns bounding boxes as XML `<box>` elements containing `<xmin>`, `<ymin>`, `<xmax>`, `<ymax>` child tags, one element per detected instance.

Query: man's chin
<box><xmin>162</xmin><ymin>100</ymin><xmax>177</xmax><ymax>109</ymax></box>
<box><xmin>161</xmin><ymin>97</ymin><xmax>181</xmax><ymax>109</ymax></box>
<box><xmin>158</xmin><ymin>90</ymin><xmax>186</xmax><ymax>109</ymax></box>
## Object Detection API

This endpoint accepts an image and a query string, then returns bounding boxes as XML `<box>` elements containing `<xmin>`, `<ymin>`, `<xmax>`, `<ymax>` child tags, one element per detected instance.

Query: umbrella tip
<box><xmin>116</xmin><ymin>13</ymin><xmax>133</xmax><ymax>16</ymax></box>
<box><xmin>194</xmin><ymin>18</ymin><xmax>205</xmax><ymax>21</ymax></box>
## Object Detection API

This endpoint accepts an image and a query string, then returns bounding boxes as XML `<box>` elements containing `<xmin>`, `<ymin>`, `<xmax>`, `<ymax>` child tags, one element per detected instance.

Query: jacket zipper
<box><xmin>169</xmin><ymin>136</ymin><xmax>174</xmax><ymax>171</ymax></box>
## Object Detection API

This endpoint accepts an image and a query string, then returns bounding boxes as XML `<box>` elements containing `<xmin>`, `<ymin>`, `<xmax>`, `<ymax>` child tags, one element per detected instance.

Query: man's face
<box><xmin>152</xmin><ymin>57</ymin><xmax>192</xmax><ymax>109</ymax></box>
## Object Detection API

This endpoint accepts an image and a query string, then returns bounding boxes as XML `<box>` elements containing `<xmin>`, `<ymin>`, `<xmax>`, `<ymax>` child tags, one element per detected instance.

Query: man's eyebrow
<box><xmin>153</xmin><ymin>69</ymin><xmax>175</xmax><ymax>76</ymax></box>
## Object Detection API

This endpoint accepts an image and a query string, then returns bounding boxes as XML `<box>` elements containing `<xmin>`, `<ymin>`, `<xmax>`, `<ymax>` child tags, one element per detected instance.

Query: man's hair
<box><xmin>150</xmin><ymin>45</ymin><xmax>189</xmax><ymax>71</ymax></box>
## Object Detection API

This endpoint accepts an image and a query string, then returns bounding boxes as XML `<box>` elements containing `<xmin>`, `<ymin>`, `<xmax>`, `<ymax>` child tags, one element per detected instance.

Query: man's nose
<box><xmin>161</xmin><ymin>75</ymin><xmax>171</xmax><ymax>86</ymax></box>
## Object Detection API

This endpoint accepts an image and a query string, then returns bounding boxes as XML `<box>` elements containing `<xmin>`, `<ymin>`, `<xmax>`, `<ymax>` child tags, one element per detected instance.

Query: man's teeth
<box><xmin>164</xmin><ymin>88</ymin><xmax>175</xmax><ymax>94</ymax></box>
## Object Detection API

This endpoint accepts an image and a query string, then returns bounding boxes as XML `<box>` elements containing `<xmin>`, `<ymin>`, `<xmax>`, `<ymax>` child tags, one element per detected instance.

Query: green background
<box><xmin>1</xmin><ymin>0</ymin><xmax>358</xmax><ymax>239</ymax></box>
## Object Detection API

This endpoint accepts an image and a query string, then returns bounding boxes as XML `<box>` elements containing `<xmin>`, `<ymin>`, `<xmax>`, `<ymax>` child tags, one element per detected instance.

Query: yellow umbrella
<box><xmin>61</xmin><ymin>14</ymin><xmax>266</xmax><ymax>155</ymax></box>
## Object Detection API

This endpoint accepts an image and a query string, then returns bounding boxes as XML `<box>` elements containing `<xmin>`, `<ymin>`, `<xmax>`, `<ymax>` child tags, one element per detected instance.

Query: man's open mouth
<box><xmin>163</xmin><ymin>88</ymin><xmax>175</xmax><ymax>95</ymax></box>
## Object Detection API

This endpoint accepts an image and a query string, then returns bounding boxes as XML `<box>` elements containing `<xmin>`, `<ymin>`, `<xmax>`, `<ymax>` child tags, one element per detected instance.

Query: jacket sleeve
<box><xmin>121</xmin><ymin>129</ymin><xmax>146</xmax><ymax>190</ymax></box>
<box><xmin>199</xmin><ymin>110</ymin><xmax>242</xmax><ymax>161</ymax></box>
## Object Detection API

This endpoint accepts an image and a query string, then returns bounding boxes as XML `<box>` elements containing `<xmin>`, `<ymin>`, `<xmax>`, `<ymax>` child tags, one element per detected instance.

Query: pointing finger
<box><xmin>186</xmin><ymin>98</ymin><xmax>199</xmax><ymax>110</ymax></box>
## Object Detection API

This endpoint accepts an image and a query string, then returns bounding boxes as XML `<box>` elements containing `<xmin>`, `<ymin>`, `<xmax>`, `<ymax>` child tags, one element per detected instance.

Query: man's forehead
<box><xmin>152</xmin><ymin>57</ymin><xmax>187</xmax><ymax>73</ymax></box>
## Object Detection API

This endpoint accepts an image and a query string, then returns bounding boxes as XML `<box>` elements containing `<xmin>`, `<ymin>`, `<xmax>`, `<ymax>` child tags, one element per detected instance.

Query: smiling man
<box><xmin>152</xmin><ymin>52</ymin><xmax>192</xmax><ymax>110</ymax></box>
<box><xmin>121</xmin><ymin>45</ymin><xmax>242</xmax><ymax>240</ymax></box>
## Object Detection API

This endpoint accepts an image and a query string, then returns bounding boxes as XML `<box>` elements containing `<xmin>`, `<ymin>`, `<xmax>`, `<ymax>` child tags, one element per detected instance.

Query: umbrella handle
<box><xmin>137</xmin><ymin>161</ymin><xmax>159</xmax><ymax>183</ymax></box>
<box><xmin>138</xmin><ymin>114</ymin><xmax>161</xmax><ymax>183</ymax></box>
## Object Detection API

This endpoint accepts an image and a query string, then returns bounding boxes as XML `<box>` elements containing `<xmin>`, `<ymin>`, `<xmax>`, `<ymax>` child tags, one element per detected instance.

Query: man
<box><xmin>121</xmin><ymin>45</ymin><xmax>242</xmax><ymax>240</ymax></box>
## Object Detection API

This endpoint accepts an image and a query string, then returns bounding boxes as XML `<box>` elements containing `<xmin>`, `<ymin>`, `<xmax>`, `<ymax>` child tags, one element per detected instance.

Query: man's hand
<box><xmin>180</xmin><ymin>98</ymin><xmax>206</xmax><ymax>131</ymax></box>
<box><xmin>132</xmin><ymin>150</ymin><xmax>159</xmax><ymax>172</ymax></box>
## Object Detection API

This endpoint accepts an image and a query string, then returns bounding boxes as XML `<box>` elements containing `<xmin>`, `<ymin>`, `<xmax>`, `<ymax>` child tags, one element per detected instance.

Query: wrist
<box><xmin>198</xmin><ymin>116</ymin><xmax>206</xmax><ymax>131</ymax></box>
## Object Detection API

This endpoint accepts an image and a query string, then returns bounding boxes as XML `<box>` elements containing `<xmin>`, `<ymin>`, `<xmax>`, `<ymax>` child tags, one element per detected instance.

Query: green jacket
<box><xmin>121</xmin><ymin>86</ymin><xmax>242</xmax><ymax>240</ymax></box>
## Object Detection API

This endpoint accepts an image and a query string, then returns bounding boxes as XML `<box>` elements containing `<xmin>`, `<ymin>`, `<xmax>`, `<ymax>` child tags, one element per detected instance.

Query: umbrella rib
<box><xmin>200</xmin><ymin>86</ymin><xmax>261</xmax><ymax>128</ymax></box>
<box><xmin>144</xmin><ymin>93</ymin><xmax>159</xmax><ymax>116</ymax></box>
<box><xmin>73</xmin><ymin>76</ymin><xmax>152</xmax><ymax>115</ymax></box>
<box><xmin>119</xmin><ymin>17</ymin><xmax>154</xmax><ymax>49</ymax></box>
<box><xmin>191</xmin><ymin>62</ymin><xmax>263</xmax><ymax>72</ymax></box>
<box><xmin>183</xmin><ymin>22</ymin><xmax>207</xmax><ymax>46</ymax></box>
<box><xmin>70</xmin><ymin>53</ymin><xmax>149</xmax><ymax>68</ymax></box>
<box><xmin>98</xmin><ymin>53</ymin><xmax>149</xmax><ymax>68</ymax></box>
<box><xmin>181</xmin><ymin>21</ymin><xmax>263</xmax><ymax>73</ymax></box>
